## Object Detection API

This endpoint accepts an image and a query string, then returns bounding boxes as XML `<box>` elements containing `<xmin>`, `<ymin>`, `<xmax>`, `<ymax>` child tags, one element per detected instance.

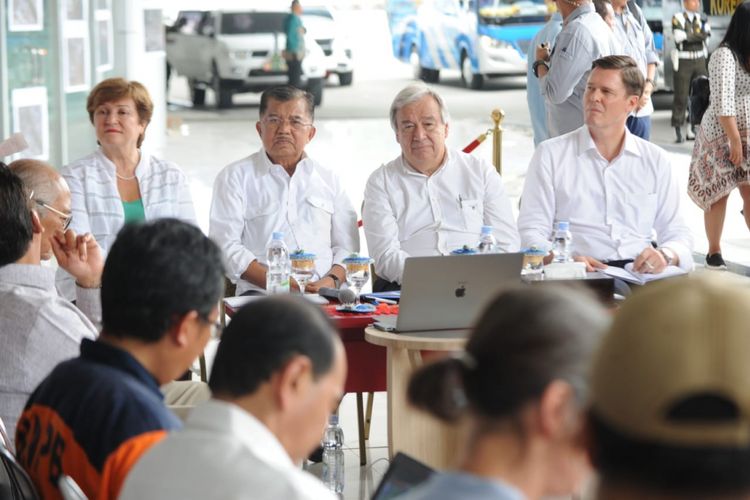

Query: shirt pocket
<box><xmin>460</xmin><ymin>198</ymin><xmax>483</xmax><ymax>230</ymax></box>
<box><xmin>303</xmin><ymin>195</ymin><xmax>334</xmax><ymax>235</ymax></box>
<box><xmin>626</xmin><ymin>192</ymin><xmax>657</xmax><ymax>237</ymax></box>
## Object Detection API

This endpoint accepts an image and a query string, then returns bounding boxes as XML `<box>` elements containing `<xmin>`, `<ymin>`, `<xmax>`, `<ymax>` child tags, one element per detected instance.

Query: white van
<box><xmin>303</xmin><ymin>5</ymin><xmax>355</xmax><ymax>86</ymax></box>
<box><xmin>166</xmin><ymin>9</ymin><xmax>327</xmax><ymax>108</ymax></box>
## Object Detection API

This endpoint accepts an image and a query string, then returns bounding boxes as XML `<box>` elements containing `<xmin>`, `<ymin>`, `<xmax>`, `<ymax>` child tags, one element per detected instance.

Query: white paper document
<box><xmin>600</xmin><ymin>264</ymin><xmax>687</xmax><ymax>285</ymax></box>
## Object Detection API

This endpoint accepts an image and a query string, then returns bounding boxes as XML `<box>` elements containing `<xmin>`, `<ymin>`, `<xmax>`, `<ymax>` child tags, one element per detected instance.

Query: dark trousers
<box><xmin>373</xmin><ymin>277</ymin><xmax>401</xmax><ymax>293</ymax></box>
<box><xmin>287</xmin><ymin>55</ymin><xmax>303</xmax><ymax>89</ymax></box>
<box><xmin>671</xmin><ymin>57</ymin><xmax>708</xmax><ymax>127</ymax></box>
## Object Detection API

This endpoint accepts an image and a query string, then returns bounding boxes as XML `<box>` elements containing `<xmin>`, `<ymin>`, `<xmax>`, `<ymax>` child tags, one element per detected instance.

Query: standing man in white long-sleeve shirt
<box><xmin>519</xmin><ymin>56</ymin><xmax>694</xmax><ymax>275</ymax></box>
<box><xmin>363</xmin><ymin>83</ymin><xmax>519</xmax><ymax>291</ymax></box>
<box><xmin>210</xmin><ymin>85</ymin><xmax>359</xmax><ymax>296</ymax></box>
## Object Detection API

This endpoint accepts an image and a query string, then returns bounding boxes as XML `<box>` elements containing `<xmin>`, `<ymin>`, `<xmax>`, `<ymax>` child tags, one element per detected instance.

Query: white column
<box><xmin>112</xmin><ymin>0</ymin><xmax>167</xmax><ymax>156</ymax></box>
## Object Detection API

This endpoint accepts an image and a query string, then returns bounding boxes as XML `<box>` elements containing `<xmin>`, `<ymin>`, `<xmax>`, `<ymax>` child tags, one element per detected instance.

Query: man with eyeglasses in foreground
<box><xmin>0</xmin><ymin>160</ymin><xmax>101</xmax><ymax>448</ymax></box>
<box><xmin>363</xmin><ymin>83</ymin><xmax>519</xmax><ymax>291</ymax></box>
<box><xmin>15</xmin><ymin>218</ymin><xmax>225</xmax><ymax>500</ymax></box>
<box><xmin>210</xmin><ymin>84</ymin><xmax>359</xmax><ymax>296</ymax></box>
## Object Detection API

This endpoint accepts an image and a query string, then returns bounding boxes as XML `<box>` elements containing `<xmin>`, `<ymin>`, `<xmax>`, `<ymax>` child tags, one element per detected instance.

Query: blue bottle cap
<box><xmin>272</xmin><ymin>231</ymin><xmax>284</xmax><ymax>240</ymax></box>
<box><xmin>555</xmin><ymin>221</ymin><xmax>569</xmax><ymax>231</ymax></box>
<box><xmin>481</xmin><ymin>225</ymin><xmax>493</xmax><ymax>234</ymax></box>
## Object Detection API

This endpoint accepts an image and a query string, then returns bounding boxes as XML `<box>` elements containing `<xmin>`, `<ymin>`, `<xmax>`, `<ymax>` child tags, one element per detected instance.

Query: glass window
<box><xmin>220</xmin><ymin>12</ymin><xmax>287</xmax><ymax>35</ymax></box>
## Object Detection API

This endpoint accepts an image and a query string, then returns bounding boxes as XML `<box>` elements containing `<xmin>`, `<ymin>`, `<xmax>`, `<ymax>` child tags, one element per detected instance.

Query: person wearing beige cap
<box><xmin>587</xmin><ymin>274</ymin><xmax>750</xmax><ymax>499</ymax></box>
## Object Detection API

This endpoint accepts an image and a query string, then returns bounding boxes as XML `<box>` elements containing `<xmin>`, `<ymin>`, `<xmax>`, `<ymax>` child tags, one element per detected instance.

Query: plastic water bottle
<box><xmin>322</xmin><ymin>414</ymin><xmax>344</xmax><ymax>493</ymax></box>
<box><xmin>477</xmin><ymin>225</ymin><xmax>498</xmax><ymax>254</ymax></box>
<box><xmin>552</xmin><ymin>220</ymin><xmax>573</xmax><ymax>263</ymax></box>
<box><xmin>266</xmin><ymin>232</ymin><xmax>290</xmax><ymax>294</ymax></box>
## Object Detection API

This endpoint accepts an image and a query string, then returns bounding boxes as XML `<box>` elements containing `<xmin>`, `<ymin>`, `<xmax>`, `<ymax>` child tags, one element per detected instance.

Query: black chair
<box><xmin>0</xmin><ymin>441</ymin><xmax>39</xmax><ymax>500</ymax></box>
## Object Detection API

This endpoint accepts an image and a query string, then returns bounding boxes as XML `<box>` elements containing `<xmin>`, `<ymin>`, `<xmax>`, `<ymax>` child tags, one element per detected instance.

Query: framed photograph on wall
<box><xmin>62</xmin><ymin>0</ymin><xmax>91</xmax><ymax>92</ymax></box>
<box><xmin>144</xmin><ymin>9</ymin><xmax>165</xmax><ymax>52</ymax></box>
<box><xmin>94</xmin><ymin>1</ymin><xmax>113</xmax><ymax>71</ymax></box>
<box><xmin>11</xmin><ymin>87</ymin><xmax>50</xmax><ymax>161</ymax></box>
<box><xmin>8</xmin><ymin>0</ymin><xmax>44</xmax><ymax>32</ymax></box>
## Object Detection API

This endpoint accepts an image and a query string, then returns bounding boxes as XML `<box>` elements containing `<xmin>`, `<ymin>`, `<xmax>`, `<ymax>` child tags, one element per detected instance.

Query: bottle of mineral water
<box><xmin>266</xmin><ymin>232</ymin><xmax>290</xmax><ymax>294</ymax></box>
<box><xmin>552</xmin><ymin>220</ymin><xmax>573</xmax><ymax>263</ymax></box>
<box><xmin>477</xmin><ymin>225</ymin><xmax>498</xmax><ymax>254</ymax></box>
<box><xmin>321</xmin><ymin>414</ymin><xmax>344</xmax><ymax>493</ymax></box>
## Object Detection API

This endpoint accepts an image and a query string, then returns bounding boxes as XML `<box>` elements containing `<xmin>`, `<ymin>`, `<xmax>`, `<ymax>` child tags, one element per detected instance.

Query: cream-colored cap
<box><xmin>590</xmin><ymin>273</ymin><xmax>750</xmax><ymax>447</ymax></box>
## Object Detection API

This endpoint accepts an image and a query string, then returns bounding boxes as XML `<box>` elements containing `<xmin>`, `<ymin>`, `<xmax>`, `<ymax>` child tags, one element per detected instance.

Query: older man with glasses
<box><xmin>210</xmin><ymin>84</ymin><xmax>359</xmax><ymax>296</ymax></box>
<box><xmin>0</xmin><ymin>160</ymin><xmax>101</xmax><ymax>448</ymax></box>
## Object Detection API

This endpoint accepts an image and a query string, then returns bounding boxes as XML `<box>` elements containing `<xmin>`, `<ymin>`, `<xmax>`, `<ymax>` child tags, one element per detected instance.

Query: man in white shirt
<box><xmin>0</xmin><ymin>161</ymin><xmax>100</xmax><ymax>445</ymax></box>
<box><xmin>120</xmin><ymin>296</ymin><xmax>346</xmax><ymax>500</ymax></box>
<box><xmin>210</xmin><ymin>85</ymin><xmax>359</xmax><ymax>295</ymax></box>
<box><xmin>363</xmin><ymin>83</ymin><xmax>519</xmax><ymax>290</ymax></box>
<box><xmin>518</xmin><ymin>55</ymin><xmax>693</xmax><ymax>275</ymax></box>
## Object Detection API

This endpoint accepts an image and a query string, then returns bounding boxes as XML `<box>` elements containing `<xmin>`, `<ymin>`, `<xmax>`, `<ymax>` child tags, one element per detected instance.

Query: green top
<box><xmin>122</xmin><ymin>199</ymin><xmax>146</xmax><ymax>223</ymax></box>
<box><xmin>284</xmin><ymin>13</ymin><xmax>304</xmax><ymax>53</ymax></box>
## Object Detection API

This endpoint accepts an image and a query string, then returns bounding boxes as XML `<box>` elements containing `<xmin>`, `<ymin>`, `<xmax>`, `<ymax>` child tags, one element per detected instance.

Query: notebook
<box><xmin>371</xmin><ymin>452</ymin><xmax>434</xmax><ymax>500</ymax></box>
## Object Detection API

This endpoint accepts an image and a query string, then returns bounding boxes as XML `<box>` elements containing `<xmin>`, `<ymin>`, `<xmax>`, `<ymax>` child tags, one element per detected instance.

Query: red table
<box><xmin>223</xmin><ymin>300</ymin><xmax>390</xmax><ymax>465</ymax></box>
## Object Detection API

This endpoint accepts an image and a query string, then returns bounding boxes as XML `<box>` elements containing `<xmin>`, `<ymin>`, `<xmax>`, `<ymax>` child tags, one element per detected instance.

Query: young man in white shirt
<box><xmin>518</xmin><ymin>55</ymin><xmax>693</xmax><ymax>275</ymax></box>
<box><xmin>209</xmin><ymin>85</ymin><xmax>359</xmax><ymax>296</ymax></box>
<box><xmin>363</xmin><ymin>83</ymin><xmax>519</xmax><ymax>291</ymax></box>
<box><xmin>120</xmin><ymin>296</ymin><xmax>346</xmax><ymax>500</ymax></box>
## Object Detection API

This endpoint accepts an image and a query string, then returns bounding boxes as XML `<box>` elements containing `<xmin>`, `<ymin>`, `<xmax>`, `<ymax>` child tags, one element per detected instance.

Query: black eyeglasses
<box><xmin>200</xmin><ymin>316</ymin><xmax>224</xmax><ymax>339</ymax></box>
<box><xmin>29</xmin><ymin>190</ymin><xmax>72</xmax><ymax>230</ymax></box>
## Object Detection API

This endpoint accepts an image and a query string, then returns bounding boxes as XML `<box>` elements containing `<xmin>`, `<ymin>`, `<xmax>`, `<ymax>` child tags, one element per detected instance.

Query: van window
<box><xmin>220</xmin><ymin>12</ymin><xmax>287</xmax><ymax>35</ymax></box>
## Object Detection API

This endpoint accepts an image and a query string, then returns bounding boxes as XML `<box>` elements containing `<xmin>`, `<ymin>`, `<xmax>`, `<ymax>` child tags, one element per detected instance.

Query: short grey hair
<box><xmin>389</xmin><ymin>83</ymin><xmax>450</xmax><ymax>131</ymax></box>
<box><xmin>8</xmin><ymin>159</ymin><xmax>62</xmax><ymax>216</ymax></box>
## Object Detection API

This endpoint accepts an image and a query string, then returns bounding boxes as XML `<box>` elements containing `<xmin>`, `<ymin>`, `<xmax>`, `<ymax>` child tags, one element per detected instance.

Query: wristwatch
<box><xmin>658</xmin><ymin>247</ymin><xmax>676</xmax><ymax>266</ymax></box>
<box><xmin>326</xmin><ymin>273</ymin><xmax>341</xmax><ymax>288</ymax></box>
<box><xmin>532</xmin><ymin>59</ymin><xmax>549</xmax><ymax>78</ymax></box>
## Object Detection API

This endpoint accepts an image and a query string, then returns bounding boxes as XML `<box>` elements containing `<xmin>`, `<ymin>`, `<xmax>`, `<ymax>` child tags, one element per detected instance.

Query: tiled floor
<box><xmin>329</xmin><ymin>392</ymin><xmax>390</xmax><ymax>499</ymax></box>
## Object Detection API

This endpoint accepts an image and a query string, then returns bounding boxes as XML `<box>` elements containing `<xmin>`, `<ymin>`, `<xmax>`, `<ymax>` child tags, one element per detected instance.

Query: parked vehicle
<box><xmin>303</xmin><ymin>5</ymin><xmax>355</xmax><ymax>86</ymax></box>
<box><xmin>166</xmin><ymin>9</ymin><xmax>326</xmax><ymax>108</ymax></box>
<box><xmin>387</xmin><ymin>0</ymin><xmax>547</xmax><ymax>89</ymax></box>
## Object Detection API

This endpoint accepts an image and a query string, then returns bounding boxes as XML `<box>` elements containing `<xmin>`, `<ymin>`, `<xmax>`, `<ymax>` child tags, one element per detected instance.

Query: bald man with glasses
<box><xmin>0</xmin><ymin>160</ymin><xmax>102</xmax><ymax>447</ymax></box>
<box><xmin>210</xmin><ymin>84</ymin><xmax>359</xmax><ymax>296</ymax></box>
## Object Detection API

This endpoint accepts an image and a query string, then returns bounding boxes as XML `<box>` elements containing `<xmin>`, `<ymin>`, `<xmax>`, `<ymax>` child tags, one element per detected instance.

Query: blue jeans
<box><xmin>626</xmin><ymin>115</ymin><xmax>651</xmax><ymax>140</ymax></box>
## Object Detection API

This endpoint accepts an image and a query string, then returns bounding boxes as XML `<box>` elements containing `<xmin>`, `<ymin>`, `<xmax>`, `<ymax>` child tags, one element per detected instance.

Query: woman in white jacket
<box><xmin>58</xmin><ymin>78</ymin><xmax>196</xmax><ymax>298</ymax></box>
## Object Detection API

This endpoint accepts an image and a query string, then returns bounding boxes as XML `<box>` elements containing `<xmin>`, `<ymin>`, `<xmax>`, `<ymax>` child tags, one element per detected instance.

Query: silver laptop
<box><xmin>372</xmin><ymin>253</ymin><xmax>524</xmax><ymax>333</ymax></box>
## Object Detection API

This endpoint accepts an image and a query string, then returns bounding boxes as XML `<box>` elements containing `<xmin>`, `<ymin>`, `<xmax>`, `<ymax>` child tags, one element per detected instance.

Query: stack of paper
<box><xmin>600</xmin><ymin>264</ymin><xmax>687</xmax><ymax>285</ymax></box>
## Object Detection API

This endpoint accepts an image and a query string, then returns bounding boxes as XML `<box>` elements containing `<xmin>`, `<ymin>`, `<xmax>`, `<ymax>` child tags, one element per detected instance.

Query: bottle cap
<box><xmin>329</xmin><ymin>414</ymin><xmax>339</xmax><ymax>425</ymax></box>
<box><xmin>272</xmin><ymin>231</ymin><xmax>284</xmax><ymax>240</ymax></box>
<box><xmin>556</xmin><ymin>220</ymin><xmax>570</xmax><ymax>231</ymax></box>
<box><xmin>481</xmin><ymin>225</ymin><xmax>493</xmax><ymax>234</ymax></box>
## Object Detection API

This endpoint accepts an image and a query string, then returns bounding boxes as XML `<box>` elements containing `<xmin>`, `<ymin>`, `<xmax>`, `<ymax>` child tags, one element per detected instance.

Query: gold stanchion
<box><xmin>491</xmin><ymin>109</ymin><xmax>505</xmax><ymax>175</ymax></box>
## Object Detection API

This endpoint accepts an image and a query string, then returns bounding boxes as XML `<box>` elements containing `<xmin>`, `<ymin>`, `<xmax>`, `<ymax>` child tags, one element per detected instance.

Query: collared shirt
<box><xmin>612</xmin><ymin>2</ymin><xmax>658</xmax><ymax>117</ymax></box>
<box><xmin>209</xmin><ymin>149</ymin><xmax>360</xmax><ymax>295</ymax></box>
<box><xmin>540</xmin><ymin>4</ymin><xmax>618</xmax><ymax>137</ymax></box>
<box><xmin>284</xmin><ymin>13</ymin><xmax>304</xmax><ymax>53</ymax></box>
<box><xmin>0</xmin><ymin>264</ymin><xmax>98</xmax><ymax>447</ymax></box>
<box><xmin>363</xmin><ymin>150</ymin><xmax>520</xmax><ymax>284</ymax></box>
<box><xmin>15</xmin><ymin>338</ymin><xmax>180</xmax><ymax>500</ymax></box>
<box><xmin>58</xmin><ymin>148</ymin><xmax>197</xmax><ymax>299</ymax></box>
<box><xmin>527</xmin><ymin>12</ymin><xmax>564</xmax><ymax>145</ymax></box>
<box><xmin>518</xmin><ymin>126</ymin><xmax>694</xmax><ymax>271</ymax></box>
<box><xmin>398</xmin><ymin>472</ymin><xmax>525</xmax><ymax>500</ymax></box>
<box><xmin>120</xmin><ymin>399</ymin><xmax>336</xmax><ymax>500</ymax></box>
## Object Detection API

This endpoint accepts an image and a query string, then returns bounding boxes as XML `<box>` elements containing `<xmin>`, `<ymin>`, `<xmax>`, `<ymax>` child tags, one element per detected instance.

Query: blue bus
<box><xmin>387</xmin><ymin>0</ymin><xmax>549</xmax><ymax>89</ymax></box>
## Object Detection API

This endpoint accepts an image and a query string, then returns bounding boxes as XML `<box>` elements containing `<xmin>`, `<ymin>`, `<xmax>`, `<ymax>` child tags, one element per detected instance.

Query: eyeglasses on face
<box><xmin>28</xmin><ymin>191</ymin><xmax>73</xmax><ymax>231</ymax></box>
<box><xmin>199</xmin><ymin>316</ymin><xmax>224</xmax><ymax>340</ymax></box>
<box><xmin>261</xmin><ymin>115</ymin><xmax>313</xmax><ymax>130</ymax></box>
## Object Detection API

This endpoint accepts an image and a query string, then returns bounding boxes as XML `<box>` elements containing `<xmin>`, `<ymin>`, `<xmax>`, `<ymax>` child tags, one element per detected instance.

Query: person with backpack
<box><xmin>688</xmin><ymin>2</ymin><xmax>750</xmax><ymax>270</ymax></box>
<box><xmin>670</xmin><ymin>0</ymin><xmax>711</xmax><ymax>143</ymax></box>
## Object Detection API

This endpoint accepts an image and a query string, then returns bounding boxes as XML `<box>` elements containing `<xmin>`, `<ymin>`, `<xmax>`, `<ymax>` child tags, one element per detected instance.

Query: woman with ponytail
<box><xmin>400</xmin><ymin>285</ymin><xmax>609</xmax><ymax>500</ymax></box>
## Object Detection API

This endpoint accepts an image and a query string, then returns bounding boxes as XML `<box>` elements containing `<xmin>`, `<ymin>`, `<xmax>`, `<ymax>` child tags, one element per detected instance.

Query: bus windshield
<box><xmin>478</xmin><ymin>0</ymin><xmax>550</xmax><ymax>25</ymax></box>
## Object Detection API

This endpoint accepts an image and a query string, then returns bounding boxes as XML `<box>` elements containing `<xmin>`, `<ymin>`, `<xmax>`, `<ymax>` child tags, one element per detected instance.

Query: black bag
<box><xmin>688</xmin><ymin>75</ymin><xmax>710</xmax><ymax>126</ymax></box>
